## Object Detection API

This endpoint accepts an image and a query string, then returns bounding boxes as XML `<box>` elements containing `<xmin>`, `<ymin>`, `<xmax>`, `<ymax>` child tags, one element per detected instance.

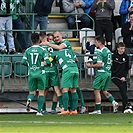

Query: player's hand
<box><xmin>44</xmin><ymin>61</ymin><xmax>47</xmax><ymax>66</ymax></box>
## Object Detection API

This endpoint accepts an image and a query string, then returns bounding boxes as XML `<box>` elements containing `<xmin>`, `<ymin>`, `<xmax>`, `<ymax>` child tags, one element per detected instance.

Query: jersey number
<box><xmin>65</xmin><ymin>50</ymin><xmax>71</xmax><ymax>58</ymax></box>
<box><xmin>30</xmin><ymin>53</ymin><xmax>39</xmax><ymax>64</ymax></box>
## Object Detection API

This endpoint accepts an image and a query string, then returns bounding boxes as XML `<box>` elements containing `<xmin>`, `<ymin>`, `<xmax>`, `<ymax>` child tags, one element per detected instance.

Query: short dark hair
<box><xmin>47</xmin><ymin>33</ymin><xmax>54</xmax><ymax>37</ymax></box>
<box><xmin>39</xmin><ymin>31</ymin><xmax>47</xmax><ymax>38</ymax></box>
<box><xmin>129</xmin><ymin>11</ymin><xmax>133</xmax><ymax>17</ymax></box>
<box><xmin>117</xmin><ymin>42</ymin><xmax>125</xmax><ymax>48</ymax></box>
<box><xmin>95</xmin><ymin>35</ymin><xmax>105</xmax><ymax>45</ymax></box>
<box><xmin>31</xmin><ymin>33</ymin><xmax>40</xmax><ymax>44</ymax></box>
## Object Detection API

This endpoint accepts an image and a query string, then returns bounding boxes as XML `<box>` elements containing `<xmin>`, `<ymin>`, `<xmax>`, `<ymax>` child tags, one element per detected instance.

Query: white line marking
<box><xmin>0</xmin><ymin>121</ymin><xmax>120</xmax><ymax>125</ymax></box>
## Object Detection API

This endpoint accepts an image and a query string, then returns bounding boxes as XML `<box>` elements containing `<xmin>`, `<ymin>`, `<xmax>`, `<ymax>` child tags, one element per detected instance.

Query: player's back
<box><xmin>52</xmin><ymin>49</ymin><xmax>77</xmax><ymax>70</ymax></box>
<box><xmin>23</xmin><ymin>45</ymin><xmax>47</xmax><ymax>77</ymax></box>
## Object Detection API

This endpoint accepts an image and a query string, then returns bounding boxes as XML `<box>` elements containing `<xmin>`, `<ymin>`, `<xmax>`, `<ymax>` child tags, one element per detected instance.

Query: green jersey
<box><xmin>97</xmin><ymin>47</ymin><xmax>112</xmax><ymax>73</ymax></box>
<box><xmin>21</xmin><ymin>45</ymin><xmax>48</xmax><ymax>77</ymax></box>
<box><xmin>93</xmin><ymin>48</ymin><xmax>100</xmax><ymax>64</ymax></box>
<box><xmin>47</xmin><ymin>49</ymin><xmax>77</xmax><ymax>70</ymax></box>
<box><xmin>40</xmin><ymin>44</ymin><xmax>57</xmax><ymax>71</ymax></box>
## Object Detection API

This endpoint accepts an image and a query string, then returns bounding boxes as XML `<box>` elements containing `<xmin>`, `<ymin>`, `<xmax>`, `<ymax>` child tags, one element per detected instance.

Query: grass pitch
<box><xmin>0</xmin><ymin>113</ymin><xmax>133</xmax><ymax>133</ymax></box>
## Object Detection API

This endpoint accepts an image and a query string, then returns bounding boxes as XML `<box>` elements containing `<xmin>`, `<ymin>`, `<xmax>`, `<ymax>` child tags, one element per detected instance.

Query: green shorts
<box><xmin>45</xmin><ymin>70</ymin><xmax>60</xmax><ymax>88</ymax></box>
<box><xmin>61</xmin><ymin>67</ymin><xmax>79</xmax><ymax>89</ymax></box>
<box><xmin>92</xmin><ymin>72</ymin><xmax>111</xmax><ymax>91</ymax></box>
<box><xmin>28</xmin><ymin>73</ymin><xmax>46</xmax><ymax>91</ymax></box>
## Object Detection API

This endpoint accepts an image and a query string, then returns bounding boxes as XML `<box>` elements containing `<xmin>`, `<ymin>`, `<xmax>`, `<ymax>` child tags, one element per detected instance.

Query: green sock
<box><xmin>76</xmin><ymin>87</ymin><xmax>85</xmax><ymax>107</ymax></box>
<box><xmin>57</xmin><ymin>95</ymin><xmax>63</xmax><ymax>108</ymax></box>
<box><xmin>38</xmin><ymin>95</ymin><xmax>44</xmax><ymax>113</ymax></box>
<box><xmin>108</xmin><ymin>96</ymin><xmax>114</xmax><ymax>103</ymax></box>
<box><xmin>62</xmin><ymin>92</ymin><xmax>69</xmax><ymax>111</ymax></box>
<box><xmin>71</xmin><ymin>92</ymin><xmax>78</xmax><ymax>111</ymax></box>
<box><xmin>42</xmin><ymin>102</ymin><xmax>46</xmax><ymax>111</ymax></box>
<box><xmin>51</xmin><ymin>102</ymin><xmax>57</xmax><ymax>110</ymax></box>
<box><xmin>95</xmin><ymin>103</ymin><xmax>101</xmax><ymax>110</ymax></box>
<box><xmin>68</xmin><ymin>91</ymin><xmax>73</xmax><ymax>110</ymax></box>
<box><xmin>27</xmin><ymin>94</ymin><xmax>34</xmax><ymax>101</ymax></box>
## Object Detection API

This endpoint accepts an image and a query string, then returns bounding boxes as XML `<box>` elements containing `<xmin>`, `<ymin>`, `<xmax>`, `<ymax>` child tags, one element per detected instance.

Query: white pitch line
<box><xmin>0</xmin><ymin>121</ymin><xmax>120</xmax><ymax>125</ymax></box>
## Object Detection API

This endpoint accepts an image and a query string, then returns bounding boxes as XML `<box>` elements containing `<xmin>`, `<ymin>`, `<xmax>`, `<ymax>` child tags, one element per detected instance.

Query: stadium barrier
<box><xmin>0</xmin><ymin>53</ymin><xmax>95</xmax><ymax>93</ymax></box>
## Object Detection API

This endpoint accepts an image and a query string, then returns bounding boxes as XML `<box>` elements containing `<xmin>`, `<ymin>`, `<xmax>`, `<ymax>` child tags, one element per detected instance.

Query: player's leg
<box><xmin>51</xmin><ymin>92</ymin><xmax>58</xmax><ymax>113</ymax></box>
<box><xmin>36</xmin><ymin>74</ymin><xmax>46</xmax><ymax>115</ymax></box>
<box><xmin>60</xmin><ymin>88</ymin><xmax>70</xmax><ymax>114</ymax></box>
<box><xmin>103</xmin><ymin>74</ymin><xmax>118</xmax><ymax>113</ymax></box>
<box><xmin>69</xmin><ymin>71</ymin><xmax>79</xmax><ymax>114</ymax></box>
<box><xmin>76</xmin><ymin>86</ymin><xmax>86</xmax><ymax>114</ymax></box>
<box><xmin>69</xmin><ymin>88</ymin><xmax>78</xmax><ymax>114</ymax></box>
<box><xmin>26</xmin><ymin>91</ymin><xmax>36</xmax><ymax>112</ymax></box>
<box><xmin>42</xmin><ymin>88</ymin><xmax>49</xmax><ymax>114</ymax></box>
<box><xmin>37</xmin><ymin>90</ymin><xmax>44</xmax><ymax>115</ymax></box>
<box><xmin>89</xmin><ymin>89</ymin><xmax>102</xmax><ymax>114</ymax></box>
<box><xmin>102</xmin><ymin>91</ymin><xmax>118</xmax><ymax>113</ymax></box>
<box><xmin>89</xmin><ymin>73</ymin><xmax>102</xmax><ymax>114</ymax></box>
<box><xmin>26</xmin><ymin>76</ymin><xmax>36</xmax><ymax>112</ymax></box>
<box><xmin>53</xmin><ymin>86</ymin><xmax>63</xmax><ymax>109</ymax></box>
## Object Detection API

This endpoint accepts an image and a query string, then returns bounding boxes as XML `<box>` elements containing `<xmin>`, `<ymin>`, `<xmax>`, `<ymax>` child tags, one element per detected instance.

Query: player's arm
<box><xmin>86</xmin><ymin>61</ymin><xmax>102</xmax><ymax>68</ymax></box>
<box><xmin>44</xmin><ymin>57</ymin><xmax>54</xmax><ymax>66</ymax></box>
<box><xmin>44</xmin><ymin>41</ymin><xmax>66</xmax><ymax>50</ymax></box>
<box><xmin>44</xmin><ymin>51</ymin><xmax>56</xmax><ymax>66</ymax></box>
<box><xmin>21</xmin><ymin>53</ymin><xmax>28</xmax><ymax>66</ymax></box>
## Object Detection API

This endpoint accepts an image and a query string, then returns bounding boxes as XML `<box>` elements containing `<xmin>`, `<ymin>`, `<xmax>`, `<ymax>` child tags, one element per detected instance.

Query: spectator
<box><xmin>0</xmin><ymin>0</ymin><xmax>16</xmax><ymax>54</ymax></box>
<box><xmin>27</xmin><ymin>0</ymin><xmax>54</xmax><ymax>46</ymax></box>
<box><xmin>86</xmin><ymin>36</ymin><xmax>118</xmax><ymax>114</ymax></box>
<box><xmin>119</xmin><ymin>0</ymin><xmax>133</xmax><ymax>26</ymax></box>
<box><xmin>12</xmin><ymin>0</ymin><xmax>29</xmax><ymax>52</ymax></box>
<box><xmin>91</xmin><ymin>0</ymin><xmax>115</xmax><ymax>51</ymax></box>
<box><xmin>83</xmin><ymin>0</ymin><xmax>95</xmax><ymax>29</ymax></box>
<box><xmin>62</xmin><ymin>0</ymin><xmax>90</xmax><ymax>30</ymax></box>
<box><xmin>121</xmin><ymin>11</ymin><xmax>133</xmax><ymax>87</ymax></box>
<box><xmin>111</xmin><ymin>42</ymin><xmax>133</xmax><ymax>113</ymax></box>
<box><xmin>112</xmin><ymin>0</ymin><xmax>122</xmax><ymax>32</ymax></box>
<box><xmin>86</xmin><ymin>38</ymin><xmax>97</xmax><ymax>76</ymax></box>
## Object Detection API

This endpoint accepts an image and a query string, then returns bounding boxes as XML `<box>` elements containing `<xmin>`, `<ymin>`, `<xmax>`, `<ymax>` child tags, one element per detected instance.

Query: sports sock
<box><xmin>68</xmin><ymin>91</ymin><xmax>73</xmax><ymax>110</ymax></box>
<box><xmin>27</xmin><ymin>94</ymin><xmax>34</xmax><ymax>101</ymax></box>
<box><xmin>95</xmin><ymin>103</ymin><xmax>101</xmax><ymax>110</ymax></box>
<box><xmin>62</xmin><ymin>92</ymin><xmax>69</xmax><ymax>111</ymax></box>
<box><xmin>76</xmin><ymin>87</ymin><xmax>85</xmax><ymax>107</ymax></box>
<box><xmin>57</xmin><ymin>95</ymin><xmax>63</xmax><ymax>108</ymax></box>
<box><xmin>38</xmin><ymin>95</ymin><xmax>44</xmax><ymax>113</ymax></box>
<box><xmin>42</xmin><ymin>102</ymin><xmax>46</xmax><ymax>111</ymax></box>
<box><xmin>71</xmin><ymin>92</ymin><xmax>78</xmax><ymax>111</ymax></box>
<box><xmin>108</xmin><ymin>96</ymin><xmax>115</xmax><ymax>103</ymax></box>
<box><xmin>51</xmin><ymin>102</ymin><xmax>57</xmax><ymax>110</ymax></box>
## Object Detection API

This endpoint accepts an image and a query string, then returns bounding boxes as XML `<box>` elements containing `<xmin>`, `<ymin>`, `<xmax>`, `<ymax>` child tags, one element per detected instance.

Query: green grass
<box><xmin>0</xmin><ymin>113</ymin><xmax>133</xmax><ymax>133</ymax></box>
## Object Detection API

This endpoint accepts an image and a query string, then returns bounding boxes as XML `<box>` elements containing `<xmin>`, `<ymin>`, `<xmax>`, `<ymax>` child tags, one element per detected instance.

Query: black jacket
<box><xmin>34</xmin><ymin>0</ymin><xmax>54</xmax><ymax>16</ymax></box>
<box><xmin>111</xmin><ymin>52</ymin><xmax>129</xmax><ymax>78</ymax></box>
<box><xmin>121</xmin><ymin>22</ymin><xmax>133</xmax><ymax>48</ymax></box>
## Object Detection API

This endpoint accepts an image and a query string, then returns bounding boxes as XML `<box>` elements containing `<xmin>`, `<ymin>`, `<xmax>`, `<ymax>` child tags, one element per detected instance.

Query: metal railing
<box><xmin>1</xmin><ymin>53</ymin><xmax>133</xmax><ymax>93</ymax></box>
